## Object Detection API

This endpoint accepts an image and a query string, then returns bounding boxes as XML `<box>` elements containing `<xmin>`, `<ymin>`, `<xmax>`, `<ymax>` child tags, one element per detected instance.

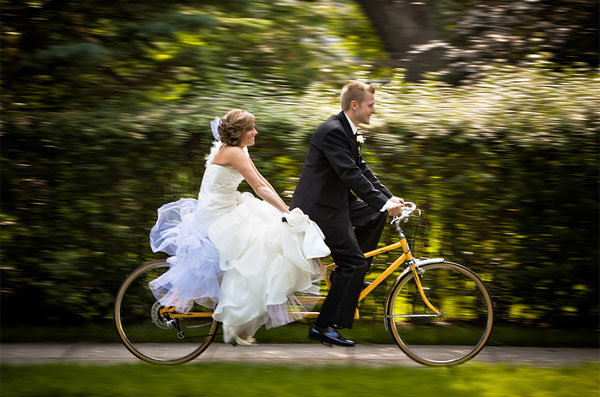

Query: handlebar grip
<box><xmin>403</xmin><ymin>202</ymin><xmax>416</xmax><ymax>212</ymax></box>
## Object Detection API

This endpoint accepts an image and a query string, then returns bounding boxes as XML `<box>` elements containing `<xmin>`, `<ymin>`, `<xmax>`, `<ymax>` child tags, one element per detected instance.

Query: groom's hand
<box><xmin>387</xmin><ymin>202</ymin><xmax>404</xmax><ymax>217</ymax></box>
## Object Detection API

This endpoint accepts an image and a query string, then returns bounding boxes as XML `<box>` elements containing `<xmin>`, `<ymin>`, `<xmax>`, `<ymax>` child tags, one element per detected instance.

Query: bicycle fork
<box><xmin>408</xmin><ymin>260</ymin><xmax>443</xmax><ymax>316</ymax></box>
<box><xmin>383</xmin><ymin>257</ymin><xmax>446</xmax><ymax>331</ymax></box>
<box><xmin>393</xmin><ymin>227</ymin><xmax>443</xmax><ymax>317</ymax></box>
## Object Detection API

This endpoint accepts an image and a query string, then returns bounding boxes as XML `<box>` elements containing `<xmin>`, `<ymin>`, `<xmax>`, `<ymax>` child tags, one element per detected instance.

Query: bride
<box><xmin>148</xmin><ymin>109</ymin><xmax>330</xmax><ymax>346</ymax></box>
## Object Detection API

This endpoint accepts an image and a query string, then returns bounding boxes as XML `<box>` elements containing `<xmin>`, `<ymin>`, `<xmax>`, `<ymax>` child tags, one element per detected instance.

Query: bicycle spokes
<box><xmin>115</xmin><ymin>261</ymin><xmax>218</xmax><ymax>364</ymax></box>
<box><xmin>387</xmin><ymin>262</ymin><xmax>494</xmax><ymax>366</ymax></box>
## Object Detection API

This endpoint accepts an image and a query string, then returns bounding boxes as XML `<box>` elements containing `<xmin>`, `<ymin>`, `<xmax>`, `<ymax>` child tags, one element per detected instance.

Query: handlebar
<box><xmin>390</xmin><ymin>202</ymin><xmax>418</xmax><ymax>226</ymax></box>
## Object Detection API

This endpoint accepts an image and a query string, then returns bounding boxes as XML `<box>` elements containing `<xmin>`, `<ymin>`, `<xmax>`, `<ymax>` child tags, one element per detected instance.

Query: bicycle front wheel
<box><xmin>386</xmin><ymin>261</ymin><xmax>494</xmax><ymax>366</ymax></box>
<box><xmin>114</xmin><ymin>260</ymin><xmax>219</xmax><ymax>364</ymax></box>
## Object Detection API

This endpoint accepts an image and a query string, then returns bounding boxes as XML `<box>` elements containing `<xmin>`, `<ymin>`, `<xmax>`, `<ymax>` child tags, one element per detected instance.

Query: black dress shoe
<box><xmin>308</xmin><ymin>325</ymin><xmax>355</xmax><ymax>347</ymax></box>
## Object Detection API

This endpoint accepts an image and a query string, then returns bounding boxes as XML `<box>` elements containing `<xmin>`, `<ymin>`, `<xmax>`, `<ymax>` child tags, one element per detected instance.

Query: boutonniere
<box><xmin>356</xmin><ymin>133</ymin><xmax>366</xmax><ymax>149</ymax></box>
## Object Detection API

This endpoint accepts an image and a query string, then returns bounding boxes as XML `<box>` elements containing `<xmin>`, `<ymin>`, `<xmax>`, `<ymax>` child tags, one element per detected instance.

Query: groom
<box><xmin>291</xmin><ymin>82</ymin><xmax>404</xmax><ymax>346</ymax></box>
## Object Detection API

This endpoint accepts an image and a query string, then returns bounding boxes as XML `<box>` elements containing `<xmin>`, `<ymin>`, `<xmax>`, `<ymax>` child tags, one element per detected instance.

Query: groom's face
<box><xmin>354</xmin><ymin>92</ymin><xmax>376</xmax><ymax>125</ymax></box>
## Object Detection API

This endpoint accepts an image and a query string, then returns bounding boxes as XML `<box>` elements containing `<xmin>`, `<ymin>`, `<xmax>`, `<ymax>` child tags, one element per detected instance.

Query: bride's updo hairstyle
<box><xmin>218</xmin><ymin>109</ymin><xmax>255</xmax><ymax>146</ymax></box>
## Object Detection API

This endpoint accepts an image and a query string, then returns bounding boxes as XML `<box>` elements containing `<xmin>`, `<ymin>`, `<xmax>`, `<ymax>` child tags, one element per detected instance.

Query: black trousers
<box><xmin>315</xmin><ymin>200</ymin><xmax>387</xmax><ymax>329</ymax></box>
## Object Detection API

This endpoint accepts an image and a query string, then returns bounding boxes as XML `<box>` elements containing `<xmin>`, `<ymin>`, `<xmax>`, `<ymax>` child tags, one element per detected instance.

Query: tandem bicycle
<box><xmin>114</xmin><ymin>202</ymin><xmax>494</xmax><ymax>366</ymax></box>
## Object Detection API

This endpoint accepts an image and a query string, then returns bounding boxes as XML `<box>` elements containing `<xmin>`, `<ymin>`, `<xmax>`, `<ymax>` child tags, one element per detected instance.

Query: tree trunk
<box><xmin>356</xmin><ymin>0</ymin><xmax>444</xmax><ymax>81</ymax></box>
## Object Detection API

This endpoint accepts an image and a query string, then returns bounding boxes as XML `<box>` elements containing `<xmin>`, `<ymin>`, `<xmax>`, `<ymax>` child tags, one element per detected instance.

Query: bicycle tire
<box><xmin>114</xmin><ymin>260</ymin><xmax>219</xmax><ymax>364</ymax></box>
<box><xmin>386</xmin><ymin>261</ymin><xmax>494</xmax><ymax>366</ymax></box>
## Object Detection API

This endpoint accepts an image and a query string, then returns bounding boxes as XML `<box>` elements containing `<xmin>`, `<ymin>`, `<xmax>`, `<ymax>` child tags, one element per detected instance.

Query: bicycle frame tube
<box><xmin>359</xmin><ymin>253</ymin><xmax>407</xmax><ymax>301</ymax></box>
<box><xmin>364</xmin><ymin>241</ymin><xmax>404</xmax><ymax>258</ymax></box>
<box><xmin>358</xmin><ymin>237</ymin><xmax>412</xmax><ymax>301</ymax></box>
<box><xmin>159</xmin><ymin>237</ymin><xmax>442</xmax><ymax>321</ymax></box>
<box><xmin>359</xmin><ymin>238</ymin><xmax>443</xmax><ymax>318</ymax></box>
<box><xmin>159</xmin><ymin>306</ymin><xmax>213</xmax><ymax>318</ymax></box>
<box><xmin>169</xmin><ymin>312</ymin><xmax>213</xmax><ymax>318</ymax></box>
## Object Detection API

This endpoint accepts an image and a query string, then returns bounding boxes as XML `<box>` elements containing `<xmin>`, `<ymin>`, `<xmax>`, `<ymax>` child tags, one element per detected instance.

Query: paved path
<box><xmin>1</xmin><ymin>344</ymin><xmax>598</xmax><ymax>367</ymax></box>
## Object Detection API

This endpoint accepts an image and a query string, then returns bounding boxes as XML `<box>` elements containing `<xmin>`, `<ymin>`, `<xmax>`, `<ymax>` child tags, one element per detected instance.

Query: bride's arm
<box><xmin>248</xmin><ymin>157</ymin><xmax>281</xmax><ymax>197</ymax></box>
<box><xmin>228</xmin><ymin>148</ymin><xmax>290</xmax><ymax>213</ymax></box>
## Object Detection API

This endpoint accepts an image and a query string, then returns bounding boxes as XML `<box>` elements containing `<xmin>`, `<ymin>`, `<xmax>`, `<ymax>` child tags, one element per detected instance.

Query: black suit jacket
<box><xmin>291</xmin><ymin>111</ymin><xmax>393</xmax><ymax>223</ymax></box>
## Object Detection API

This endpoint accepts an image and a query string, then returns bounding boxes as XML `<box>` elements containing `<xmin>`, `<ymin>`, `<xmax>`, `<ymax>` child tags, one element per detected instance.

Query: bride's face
<box><xmin>240</xmin><ymin>125</ymin><xmax>257</xmax><ymax>147</ymax></box>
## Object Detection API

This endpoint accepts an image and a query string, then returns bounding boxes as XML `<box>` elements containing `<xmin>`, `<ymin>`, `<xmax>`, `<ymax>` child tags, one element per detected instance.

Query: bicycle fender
<box><xmin>383</xmin><ymin>257</ymin><xmax>444</xmax><ymax>331</ymax></box>
<box><xmin>414</xmin><ymin>257</ymin><xmax>445</xmax><ymax>266</ymax></box>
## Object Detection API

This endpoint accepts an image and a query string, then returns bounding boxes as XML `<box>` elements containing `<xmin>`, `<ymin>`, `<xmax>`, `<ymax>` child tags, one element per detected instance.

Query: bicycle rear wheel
<box><xmin>386</xmin><ymin>261</ymin><xmax>494</xmax><ymax>366</ymax></box>
<box><xmin>114</xmin><ymin>260</ymin><xmax>219</xmax><ymax>364</ymax></box>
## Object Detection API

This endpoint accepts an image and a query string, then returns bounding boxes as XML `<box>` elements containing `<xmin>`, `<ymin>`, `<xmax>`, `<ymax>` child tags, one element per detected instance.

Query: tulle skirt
<box><xmin>149</xmin><ymin>198</ymin><xmax>222</xmax><ymax>312</ymax></box>
<box><xmin>148</xmin><ymin>192</ymin><xmax>330</xmax><ymax>342</ymax></box>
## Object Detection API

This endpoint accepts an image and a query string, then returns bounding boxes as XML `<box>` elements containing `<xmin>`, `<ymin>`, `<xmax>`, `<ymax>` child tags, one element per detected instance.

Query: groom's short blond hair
<box><xmin>340</xmin><ymin>82</ymin><xmax>375</xmax><ymax>111</ymax></box>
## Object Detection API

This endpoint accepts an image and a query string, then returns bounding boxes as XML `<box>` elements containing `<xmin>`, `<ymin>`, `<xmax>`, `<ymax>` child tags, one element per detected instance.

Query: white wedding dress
<box><xmin>148</xmin><ymin>141</ymin><xmax>330</xmax><ymax>343</ymax></box>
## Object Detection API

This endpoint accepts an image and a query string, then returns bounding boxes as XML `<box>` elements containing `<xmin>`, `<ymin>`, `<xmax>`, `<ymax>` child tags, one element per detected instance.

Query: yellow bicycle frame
<box><xmin>162</xmin><ymin>235</ymin><xmax>441</xmax><ymax>320</ymax></box>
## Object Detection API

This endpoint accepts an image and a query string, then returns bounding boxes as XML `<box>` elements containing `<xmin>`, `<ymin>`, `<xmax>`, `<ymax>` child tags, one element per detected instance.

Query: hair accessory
<box><xmin>210</xmin><ymin>117</ymin><xmax>221</xmax><ymax>141</ymax></box>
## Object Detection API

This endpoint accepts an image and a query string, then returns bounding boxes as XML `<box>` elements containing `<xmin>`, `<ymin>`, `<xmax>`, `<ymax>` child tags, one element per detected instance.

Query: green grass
<box><xmin>1</xmin><ymin>363</ymin><xmax>598</xmax><ymax>396</ymax></box>
<box><xmin>2</xmin><ymin>322</ymin><xmax>598</xmax><ymax>347</ymax></box>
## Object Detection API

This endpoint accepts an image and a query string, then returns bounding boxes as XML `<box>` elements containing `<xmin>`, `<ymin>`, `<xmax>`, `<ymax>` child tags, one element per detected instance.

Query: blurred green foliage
<box><xmin>363</xmin><ymin>63</ymin><xmax>599</xmax><ymax>327</ymax></box>
<box><xmin>1</xmin><ymin>1</ymin><xmax>598</xmax><ymax>329</ymax></box>
<box><xmin>1</xmin><ymin>0</ymin><xmax>385</xmax><ymax>108</ymax></box>
<box><xmin>2</xmin><ymin>62</ymin><xmax>597</xmax><ymax>327</ymax></box>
